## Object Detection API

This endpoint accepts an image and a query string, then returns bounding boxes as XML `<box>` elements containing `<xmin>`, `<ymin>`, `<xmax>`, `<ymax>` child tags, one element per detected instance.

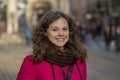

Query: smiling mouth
<box><xmin>56</xmin><ymin>38</ymin><xmax>65</xmax><ymax>42</ymax></box>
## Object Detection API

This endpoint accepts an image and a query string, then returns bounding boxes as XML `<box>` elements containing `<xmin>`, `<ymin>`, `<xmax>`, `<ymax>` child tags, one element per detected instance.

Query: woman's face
<box><xmin>46</xmin><ymin>18</ymin><xmax>69</xmax><ymax>49</ymax></box>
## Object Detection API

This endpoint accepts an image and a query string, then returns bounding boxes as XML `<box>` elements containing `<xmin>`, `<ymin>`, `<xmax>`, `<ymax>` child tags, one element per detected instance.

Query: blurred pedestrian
<box><xmin>16</xmin><ymin>11</ymin><xmax>88</xmax><ymax>80</ymax></box>
<box><xmin>76</xmin><ymin>21</ymin><xmax>85</xmax><ymax>43</ymax></box>
<box><xmin>24</xmin><ymin>26</ymin><xmax>31</xmax><ymax>45</ymax></box>
<box><xmin>103</xmin><ymin>26</ymin><xmax>111</xmax><ymax>50</ymax></box>
<box><xmin>19</xmin><ymin>12</ymin><xmax>31</xmax><ymax>45</ymax></box>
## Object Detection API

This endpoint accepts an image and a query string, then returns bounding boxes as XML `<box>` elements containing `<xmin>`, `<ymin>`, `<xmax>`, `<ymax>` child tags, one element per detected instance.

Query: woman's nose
<box><xmin>58</xmin><ymin>30</ymin><xmax>64</xmax><ymax>35</ymax></box>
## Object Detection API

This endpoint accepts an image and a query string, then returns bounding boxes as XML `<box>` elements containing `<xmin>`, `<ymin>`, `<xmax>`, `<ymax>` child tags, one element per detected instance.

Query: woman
<box><xmin>16</xmin><ymin>11</ymin><xmax>87</xmax><ymax>80</ymax></box>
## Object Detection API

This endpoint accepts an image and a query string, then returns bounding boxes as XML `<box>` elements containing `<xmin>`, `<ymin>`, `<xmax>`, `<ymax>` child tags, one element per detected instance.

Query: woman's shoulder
<box><xmin>22</xmin><ymin>55</ymin><xmax>50</xmax><ymax>66</ymax></box>
<box><xmin>22</xmin><ymin>55</ymin><xmax>34</xmax><ymax>65</ymax></box>
<box><xmin>76</xmin><ymin>58</ymin><xmax>86</xmax><ymax>65</ymax></box>
<box><xmin>23</xmin><ymin>55</ymin><xmax>32</xmax><ymax>61</ymax></box>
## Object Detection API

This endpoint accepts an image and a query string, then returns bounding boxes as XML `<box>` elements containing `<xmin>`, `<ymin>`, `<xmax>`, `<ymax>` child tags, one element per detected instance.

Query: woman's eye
<box><xmin>52</xmin><ymin>29</ymin><xmax>57</xmax><ymax>31</ymax></box>
<box><xmin>63</xmin><ymin>28</ymin><xmax>68</xmax><ymax>31</ymax></box>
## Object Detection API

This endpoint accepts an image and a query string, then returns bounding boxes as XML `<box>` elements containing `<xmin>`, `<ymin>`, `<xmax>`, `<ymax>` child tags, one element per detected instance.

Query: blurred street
<box><xmin>0</xmin><ymin>42</ymin><xmax>120</xmax><ymax>80</ymax></box>
<box><xmin>86</xmin><ymin>44</ymin><xmax>120</xmax><ymax>80</ymax></box>
<box><xmin>0</xmin><ymin>43</ymin><xmax>32</xmax><ymax>80</ymax></box>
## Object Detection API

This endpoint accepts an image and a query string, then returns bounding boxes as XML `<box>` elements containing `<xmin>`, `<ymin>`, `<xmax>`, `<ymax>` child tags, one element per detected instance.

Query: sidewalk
<box><xmin>0</xmin><ymin>43</ymin><xmax>32</xmax><ymax>80</ymax></box>
<box><xmin>0</xmin><ymin>33</ymin><xmax>23</xmax><ymax>44</ymax></box>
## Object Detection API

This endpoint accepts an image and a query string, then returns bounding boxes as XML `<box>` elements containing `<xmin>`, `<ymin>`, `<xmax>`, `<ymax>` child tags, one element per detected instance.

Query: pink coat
<box><xmin>16</xmin><ymin>55</ymin><xmax>87</xmax><ymax>80</ymax></box>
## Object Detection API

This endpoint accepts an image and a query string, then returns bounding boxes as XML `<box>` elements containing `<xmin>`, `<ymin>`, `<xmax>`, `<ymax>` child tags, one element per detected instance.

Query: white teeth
<box><xmin>57</xmin><ymin>38</ymin><xmax>64</xmax><ymax>41</ymax></box>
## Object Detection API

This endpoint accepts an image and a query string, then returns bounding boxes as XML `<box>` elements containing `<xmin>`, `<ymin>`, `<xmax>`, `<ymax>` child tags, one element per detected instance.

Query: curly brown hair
<box><xmin>32</xmin><ymin>11</ymin><xmax>87</xmax><ymax>64</ymax></box>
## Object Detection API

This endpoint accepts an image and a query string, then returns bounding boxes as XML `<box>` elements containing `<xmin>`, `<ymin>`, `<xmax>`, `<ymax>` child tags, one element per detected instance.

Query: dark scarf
<box><xmin>43</xmin><ymin>44</ymin><xmax>76</xmax><ymax>66</ymax></box>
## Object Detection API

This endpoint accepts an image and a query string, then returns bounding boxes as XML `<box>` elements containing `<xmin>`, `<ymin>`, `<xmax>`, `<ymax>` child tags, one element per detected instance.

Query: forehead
<box><xmin>49</xmin><ymin>18</ymin><xmax>68</xmax><ymax>26</ymax></box>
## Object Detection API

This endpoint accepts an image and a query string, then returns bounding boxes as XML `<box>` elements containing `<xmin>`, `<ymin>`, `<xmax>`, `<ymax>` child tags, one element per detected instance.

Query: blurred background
<box><xmin>0</xmin><ymin>0</ymin><xmax>120</xmax><ymax>80</ymax></box>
